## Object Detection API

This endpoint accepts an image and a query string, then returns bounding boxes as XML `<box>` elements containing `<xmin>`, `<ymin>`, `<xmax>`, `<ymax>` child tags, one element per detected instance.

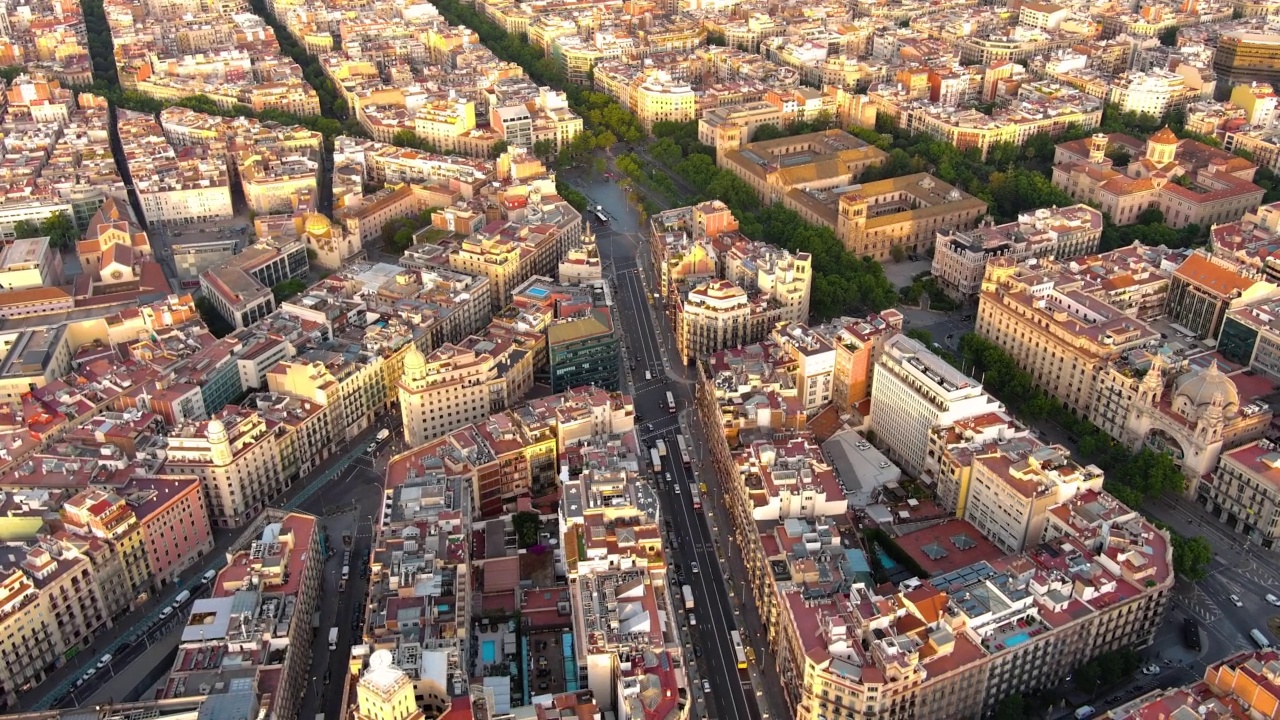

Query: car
<box><xmin>688</xmin><ymin>613</ymin><xmax>697</xmax><ymax>626</ymax></box>
<box><xmin>702</xmin><ymin>679</ymin><xmax>711</xmax><ymax>693</ymax></box>
<box><xmin>665</xmin><ymin>472</ymin><xmax>672</xmax><ymax>483</ymax></box>
<box><xmin>324</xmin><ymin>670</ymin><xmax>332</xmax><ymax>685</ymax></box>
<box><xmin>1267</xmin><ymin>594</ymin><xmax>1280</xmax><ymax>607</ymax></box>
<box><xmin>878</xmin><ymin>461</ymin><xmax>891</xmax><ymax>469</ymax></box>
<box><xmin>201</xmin><ymin>569</ymin><xmax>217</xmax><ymax>584</ymax></box>
<box><xmin>674</xmin><ymin>483</ymin><xmax>681</xmax><ymax>494</ymax></box>
<box><xmin>1141</xmin><ymin>664</ymin><xmax>1160</xmax><ymax>676</ymax></box>
<box><xmin>1230</xmin><ymin>594</ymin><xmax>1244</xmax><ymax>607</ymax></box>
<box><xmin>691</xmin><ymin>561</ymin><xmax>700</xmax><ymax>574</ymax></box>
<box><xmin>96</xmin><ymin>654</ymin><xmax>112</xmax><ymax>669</ymax></box>
<box><xmin>693</xmin><ymin>645</ymin><xmax>702</xmax><ymax>658</ymax></box>
<box><xmin>647</xmin><ymin>424</ymin><xmax>653</xmax><ymax>430</ymax></box>
<box><xmin>159</xmin><ymin>606</ymin><xmax>174</xmax><ymax>619</ymax></box>
<box><xmin>367</xmin><ymin>443</ymin><xmax>377</xmax><ymax>454</ymax></box>
<box><xmin>81</xmin><ymin>668</ymin><xmax>96</xmax><ymax>683</ymax></box>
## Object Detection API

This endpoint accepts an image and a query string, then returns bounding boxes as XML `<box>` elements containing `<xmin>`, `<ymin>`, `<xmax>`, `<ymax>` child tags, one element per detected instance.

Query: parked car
<box><xmin>1141</xmin><ymin>664</ymin><xmax>1160</xmax><ymax>676</ymax></box>
<box><xmin>201</xmin><ymin>569</ymin><xmax>217</xmax><ymax>584</ymax></box>
<box><xmin>96</xmin><ymin>654</ymin><xmax>113</xmax><ymax>669</ymax></box>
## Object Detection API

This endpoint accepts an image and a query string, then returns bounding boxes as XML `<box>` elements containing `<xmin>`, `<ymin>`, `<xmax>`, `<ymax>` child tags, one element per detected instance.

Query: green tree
<box><xmin>39</xmin><ymin>212</ymin><xmax>76</xmax><ymax>249</ymax></box>
<box><xmin>1159</xmin><ymin>26</ymin><xmax>1180</xmax><ymax>46</ymax></box>
<box><xmin>993</xmin><ymin>694</ymin><xmax>1026</xmax><ymax>720</ymax></box>
<box><xmin>512</xmin><ymin>511</ymin><xmax>541</xmax><ymax>549</ymax></box>
<box><xmin>271</xmin><ymin>278</ymin><xmax>307</xmax><ymax>303</ymax></box>
<box><xmin>392</xmin><ymin>130</ymin><xmax>422</xmax><ymax>149</ymax></box>
<box><xmin>11</xmin><ymin>220</ymin><xmax>39</xmax><ymax>239</ymax></box>
<box><xmin>1171</xmin><ymin>533</ymin><xmax>1213</xmax><ymax>581</ymax></box>
<box><xmin>489</xmin><ymin>140</ymin><xmax>510</xmax><ymax>158</ymax></box>
<box><xmin>533</xmin><ymin>138</ymin><xmax>556</xmax><ymax>159</ymax></box>
<box><xmin>391</xmin><ymin>227</ymin><xmax>415</xmax><ymax>251</ymax></box>
<box><xmin>890</xmin><ymin>244</ymin><xmax>907</xmax><ymax>262</ymax></box>
<box><xmin>906</xmin><ymin>328</ymin><xmax>933</xmax><ymax>345</ymax></box>
<box><xmin>751</xmin><ymin>123</ymin><xmax>786</xmax><ymax>142</ymax></box>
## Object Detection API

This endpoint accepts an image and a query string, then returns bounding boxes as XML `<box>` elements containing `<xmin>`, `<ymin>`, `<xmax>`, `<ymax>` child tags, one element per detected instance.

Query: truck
<box><xmin>682</xmin><ymin>585</ymin><xmax>694</xmax><ymax>610</ymax></box>
<box><xmin>1252</xmin><ymin>628</ymin><xmax>1272</xmax><ymax>649</ymax></box>
<box><xmin>376</xmin><ymin>428</ymin><xmax>390</xmax><ymax>442</ymax></box>
<box><xmin>329</xmin><ymin>627</ymin><xmax>338</xmax><ymax>651</ymax></box>
<box><xmin>656</xmin><ymin>439</ymin><xmax>668</xmax><ymax>457</ymax></box>
<box><xmin>650</xmin><ymin>448</ymin><xmax>662</xmax><ymax>474</ymax></box>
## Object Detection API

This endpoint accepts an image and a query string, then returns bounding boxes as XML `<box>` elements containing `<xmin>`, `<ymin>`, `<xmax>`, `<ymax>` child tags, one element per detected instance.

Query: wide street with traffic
<box><xmin>569</xmin><ymin>166</ymin><xmax>774</xmax><ymax>720</ymax></box>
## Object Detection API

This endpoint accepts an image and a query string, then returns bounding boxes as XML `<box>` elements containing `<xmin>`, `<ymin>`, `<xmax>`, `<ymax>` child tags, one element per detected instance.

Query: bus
<box><xmin>730</xmin><ymin>630</ymin><xmax>747</xmax><ymax>670</ymax></box>
<box><xmin>689</xmin><ymin>484</ymin><xmax>702</xmax><ymax>510</ymax></box>
<box><xmin>666</xmin><ymin>391</ymin><xmax>676</xmax><ymax>413</ymax></box>
<box><xmin>676</xmin><ymin>435</ymin><xmax>691</xmax><ymax>466</ymax></box>
<box><xmin>595</xmin><ymin>210</ymin><xmax>609</xmax><ymax>224</ymax></box>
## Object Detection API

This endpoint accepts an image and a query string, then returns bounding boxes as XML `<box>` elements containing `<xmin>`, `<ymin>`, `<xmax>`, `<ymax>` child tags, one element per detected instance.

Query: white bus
<box><xmin>676</xmin><ymin>435</ymin><xmax>691</xmax><ymax>466</ymax></box>
<box><xmin>666</xmin><ymin>391</ymin><xmax>676</xmax><ymax>413</ymax></box>
<box><xmin>730</xmin><ymin>630</ymin><xmax>747</xmax><ymax>670</ymax></box>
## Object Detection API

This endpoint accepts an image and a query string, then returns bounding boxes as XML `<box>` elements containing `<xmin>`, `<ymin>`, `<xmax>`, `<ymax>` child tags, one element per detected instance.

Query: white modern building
<box><xmin>869</xmin><ymin>334</ymin><xmax>1005</xmax><ymax>477</ymax></box>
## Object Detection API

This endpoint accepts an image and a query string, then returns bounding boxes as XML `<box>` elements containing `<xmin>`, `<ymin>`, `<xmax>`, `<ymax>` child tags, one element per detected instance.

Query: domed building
<box><xmin>1121</xmin><ymin>356</ymin><xmax>1271</xmax><ymax>497</ymax></box>
<box><xmin>300</xmin><ymin>211</ymin><xmax>361</xmax><ymax>271</ymax></box>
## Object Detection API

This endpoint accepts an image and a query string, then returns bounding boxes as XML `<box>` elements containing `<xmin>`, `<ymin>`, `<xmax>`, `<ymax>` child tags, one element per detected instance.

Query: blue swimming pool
<box><xmin>526</xmin><ymin>287</ymin><xmax>549</xmax><ymax>298</ymax></box>
<box><xmin>1004</xmin><ymin>631</ymin><xmax>1031</xmax><ymax>648</ymax></box>
<box><xmin>482</xmin><ymin>639</ymin><xmax>497</xmax><ymax>664</ymax></box>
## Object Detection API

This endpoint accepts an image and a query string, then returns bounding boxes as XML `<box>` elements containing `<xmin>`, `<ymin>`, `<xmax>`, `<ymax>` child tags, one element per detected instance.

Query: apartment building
<box><xmin>871</xmin><ymin>87</ymin><xmax>1103</xmax><ymax>162</ymax></box>
<box><xmin>977</xmin><ymin>257</ymin><xmax>1160</xmax><ymax>418</ymax></box>
<box><xmin>371</xmin><ymin>438</ymin><xmax>474</xmax><ymax>700</ymax></box>
<box><xmin>1203</xmin><ymin>439</ymin><xmax>1280</xmax><ymax>549</ymax></box>
<box><xmin>163</xmin><ymin>511</ymin><xmax>321</xmax><ymax>720</ymax></box>
<box><xmin>932</xmin><ymin>205</ymin><xmax>1104</xmax><ymax>300</ymax></box>
<box><xmin>1108</xmin><ymin>69</ymin><xmax>1199</xmax><ymax>118</ymax></box>
<box><xmin>121</xmin><ymin>476</ymin><xmax>214</xmax><ymax>589</ymax></box>
<box><xmin>815</xmin><ymin>310</ymin><xmax>903</xmax><ymax>413</ymax></box>
<box><xmin>957</xmin><ymin>439</ymin><xmax>1104</xmax><ymax>553</ymax></box>
<box><xmin>676</xmin><ymin>279</ymin><xmax>781</xmax><ymax>364</ymax></box>
<box><xmin>869</xmin><ymin>334</ymin><xmax>1004</xmax><ymax>477</ymax></box>
<box><xmin>117</xmin><ymin>115</ymin><xmax>234</xmax><ymax>228</ymax></box>
<box><xmin>163</xmin><ymin>408</ymin><xmax>286</xmax><ymax>528</ymax></box>
<box><xmin>397</xmin><ymin>344</ymin><xmax>502</xmax><ymax>448</ymax></box>
<box><xmin>0</xmin><ymin>542</ymin><xmax>109</xmax><ymax>709</ymax></box>
<box><xmin>768</xmin><ymin>322</ymin><xmax>835</xmax><ymax>411</ymax></box>
<box><xmin>61</xmin><ymin>488</ymin><xmax>154</xmax><ymax>614</ymax></box>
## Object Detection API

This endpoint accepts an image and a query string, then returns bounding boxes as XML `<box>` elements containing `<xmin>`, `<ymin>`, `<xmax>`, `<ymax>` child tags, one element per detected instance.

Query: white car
<box><xmin>691</xmin><ymin>561</ymin><xmax>700</xmax><ymax>574</ymax></box>
<box><xmin>201</xmin><ymin>569</ymin><xmax>217</xmax><ymax>584</ymax></box>
<box><xmin>1141</xmin><ymin>664</ymin><xmax>1161</xmax><ymax>676</ymax></box>
<box><xmin>702</xmin><ymin>679</ymin><xmax>711</xmax><ymax>693</ymax></box>
<box><xmin>688</xmin><ymin>613</ymin><xmax>697</xmax><ymax>626</ymax></box>
<box><xmin>1267</xmin><ymin>593</ymin><xmax>1280</xmax><ymax>607</ymax></box>
<box><xmin>1230</xmin><ymin>594</ymin><xmax>1244</xmax><ymax>607</ymax></box>
<box><xmin>96</xmin><ymin>654</ymin><xmax>112</xmax><ymax>669</ymax></box>
<box><xmin>159</xmin><ymin>606</ymin><xmax>174</xmax><ymax>619</ymax></box>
